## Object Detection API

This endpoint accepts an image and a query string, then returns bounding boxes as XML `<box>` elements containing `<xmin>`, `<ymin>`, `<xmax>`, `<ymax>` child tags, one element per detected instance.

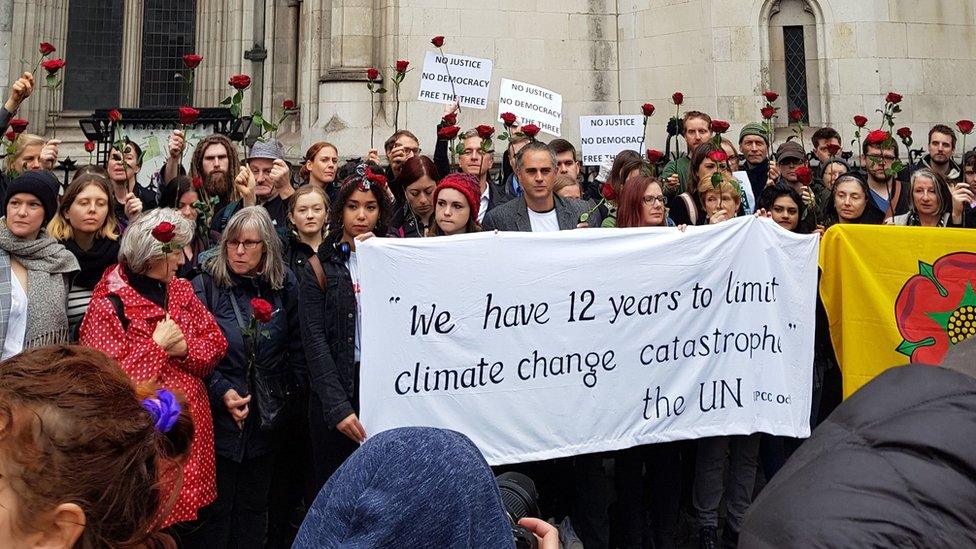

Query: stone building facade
<box><xmin>2</xmin><ymin>0</ymin><xmax>975</xmax><ymax>164</ymax></box>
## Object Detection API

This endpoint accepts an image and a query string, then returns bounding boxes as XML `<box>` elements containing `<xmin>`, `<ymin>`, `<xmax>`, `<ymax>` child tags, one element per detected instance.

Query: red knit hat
<box><xmin>433</xmin><ymin>173</ymin><xmax>482</xmax><ymax>223</ymax></box>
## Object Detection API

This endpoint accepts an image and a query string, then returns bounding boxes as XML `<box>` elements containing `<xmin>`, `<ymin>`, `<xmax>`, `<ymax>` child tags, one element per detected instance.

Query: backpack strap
<box><xmin>680</xmin><ymin>193</ymin><xmax>698</xmax><ymax>225</ymax></box>
<box><xmin>106</xmin><ymin>293</ymin><xmax>129</xmax><ymax>331</ymax></box>
<box><xmin>308</xmin><ymin>254</ymin><xmax>327</xmax><ymax>292</ymax></box>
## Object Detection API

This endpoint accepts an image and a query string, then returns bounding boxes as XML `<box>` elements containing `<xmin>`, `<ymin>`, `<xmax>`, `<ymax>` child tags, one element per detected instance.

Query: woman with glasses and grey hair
<box><xmin>189</xmin><ymin>206</ymin><xmax>306</xmax><ymax>546</ymax></box>
<box><xmin>80</xmin><ymin>207</ymin><xmax>228</xmax><ymax>532</ymax></box>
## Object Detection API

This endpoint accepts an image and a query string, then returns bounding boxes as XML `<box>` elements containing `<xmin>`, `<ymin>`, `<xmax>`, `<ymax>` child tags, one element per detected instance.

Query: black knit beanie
<box><xmin>4</xmin><ymin>170</ymin><xmax>60</xmax><ymax>225</ymax></box>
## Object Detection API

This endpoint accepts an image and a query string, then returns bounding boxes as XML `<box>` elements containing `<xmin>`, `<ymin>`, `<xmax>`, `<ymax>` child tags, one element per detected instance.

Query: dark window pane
<box><xmin>783</xmin><ymin>25</ymin><xmax>809</xmax><ymax>123</ymax></box>
<box><xmin>63</xmin><ymin>0</ymin><xmax>124</xmax><ymax>111</ymax></box>
<box><xmin>140</xmin><ymin>0</ymin><xmax>196</xmax><ymax>108</ymax></box>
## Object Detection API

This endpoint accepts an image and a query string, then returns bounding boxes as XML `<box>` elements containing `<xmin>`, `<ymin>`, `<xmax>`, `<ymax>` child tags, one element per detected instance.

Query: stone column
<box><xmin>10</xmin><ymin>0</ymin><xmax>68</xmax><ymax>134</ymax></box>
<box><xmin>194</xmin><ymin>0</ymin><xmax>249</xmax><ymax>109</ymax></box>
<box><xmin>119</xmin><ymin>0</ymin><xmax>143</xmax><ymax>107</ymax></box>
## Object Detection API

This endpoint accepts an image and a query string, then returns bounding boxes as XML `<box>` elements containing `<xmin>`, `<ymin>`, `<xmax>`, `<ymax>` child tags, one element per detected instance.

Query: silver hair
<box><xmin>514</xmin><ymin>141</ymin><xmax>557</xmax><ymax>173</ymax></box>
<box><xmin>204</xmin><ymin>206</ymin><xmax>285</xmax><ymax>290</ymax></box>
<box><xmin>908</xmin><ymin>168</ymin><xmax>948</xmax><ymax>216</ymax></box>
<box><xmin>118</xmin><ymin>208</ymin><xmax>193</xmax><ymax>274</ymax></box>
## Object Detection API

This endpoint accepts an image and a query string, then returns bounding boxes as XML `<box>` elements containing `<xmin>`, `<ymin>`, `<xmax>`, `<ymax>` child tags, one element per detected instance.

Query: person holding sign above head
<box><xmin>299</xmin><ymin>166</ymin><xmax>394</xmax><ymax>494</ymax></box>
<box><xmin>662</xmin><ymin>111</ymin><xmax>714</xmax><ymax>196</ymax></box>
<box><xmin>431</xmin><ymin>173</ymin><xmax>482</xmax><ymax>236</ymax></box>
<box><xmin>392</xmin><ymin>155</ymin><xmax>439</xmax><ymax>237</ymax></box>
<box><xmin>481</xmin><ymin>141</ymin><xmax>600</xmax><ymax>232</ymax></box>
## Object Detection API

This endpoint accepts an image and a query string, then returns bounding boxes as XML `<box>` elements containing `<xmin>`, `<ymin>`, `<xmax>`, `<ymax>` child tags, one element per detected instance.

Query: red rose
<box><xmin>367</xmin><ymin>67</ymin><xmax>380</xmax><ymax>81</ymax></box>
<box><xmin>437</xmin><ymin>125</ymin><xmax>460</xmax><ymax>140</ymax></box>
<box><xmin>108</xmin><ymin>109</ymin><xmax>122</xmax><ymax>122</ymax></box>
<box><xmin>192</xmin><ymin>176</ymin><xmax>203</xmax><ymax>190</ymax></box>
<box><xmin>476</xmin><ymin>124</ymin><xmax>494</xmax><ymax>139</ymax></box>
<box><xmin>789</xmin><ymin>109</ymin><xmax>803</xmax><ymax>122</ymax></box>
<box><xmin>151</xmin><ymin>221</ymin><xmax>176</xmax><ymax>244</ymax></box>
<box><xmin>671</xmin><ymin>92</ymin><xmax>684</xmax><ymax>105</ymax></box>
<box><xmin>794</xmin><ymin>165</ymin><xmax>812</xmax><ymax>185</ymax></box>
<box><xmin>282</xmin><ymin>99</ymin><xmax>296</xmax><ymax>110</ymax></box>
<box><xmin>364</xmin><ymin>168</ymin><xmax>388</xmax><ymax>187</ymax></box>
<box><xmin>762</xmin><ymin>90</ymin><xmax>779</xmax><ymax>103</ymax></box>
<box><xmin>865</xmin><ymin>129</ymin><xmax>890</xmax><ymax>145</ymax></box>
<box><xmin>182</xmin><ymin>53</ymin><xmax>202</xmax><ymax>69</ymax></box>
<box><xmin>645</xmin><ymin>148</ymin><xmax>664</xmax><ymax>163</ymax></box>
<box><xmin>4</xmin><ymin>131</ymin><xmax>15</xmax><ymax>142</ymax></box>
<box><xmin>8</xmin><ymin>118</ymin><xmax>27</xmax><ymax>134</ymax></box>
<box><xmin>41</xmin><ymin>58</ymin><xmax>65</xmax><ymax>74</ymax></box>
<box><xmin>853</xmin><ymin>115</ymin><xmax>868</xmax><ymax>128</ymax></box>
<box><xmin>395</xmin><ymin>60</ymin><xmax>409</xmax><ymax>73</ymax></box>
<box><xmin>178</xmin><ymin>106</ymin><xmax>200</xmax><ymax>126</ymax></box>
<box><xmin>600</xmin><ymin>182</ymin><xmax>617</xmax><ymax>201</ymax></box>
<box><xmin>710</xmin><ymin>120</ymin><xmax>730</xmax><ymax>134</ymax></box>
<box><xmin>641</xmin><ymin>103</ymin><xmax>655</xmax><ymax>117</ymax></box>
<box><xmin>707</xmin><ymin>150</ymin><xmax>728</xmax><ymax>163</ymax></box>
<box><xmin>431</xmin><ymin>36</ymin><xmax>445</xmax><ymax>48</ymax></box>
<box><xmin>885</xmin><ymin>92</ymin><xmax>903</xmax><ymax>104</ymax></box>
<box><xmin>442</xmin><ymin>112</ymin><xmax>457</xmax><ymax>126</ymax></box>
<box><xmin>521</xmin><ymin>124</ymin><xmax>541</xmax><ymax>138</ymax></box>
<box><xmin>228</xmin><ymin>74</ymin><xmax>251</xmax><ymax>90</ymax></box>
<box><xmin>896</xmin><ymin>127</ymin><xmax>912</xmax><ymax>140</ymax></box>
<box><xmin>761</xmin><ymin>106</ymin><xmax>776</xmax><ymax>120</ymax></box>
<box><xmin>826</xmin><ymin>143</ymin><xmax>842</xmax><ymax>157</ymax></box>
<box><xmin>500</xmin><ymin>112</ymin><xmax>517</xmax><ymax>126</ymax></box>
<box><xmin>957</xmin><ymin>119</ymin><xmax>975</xmax><ymax>135</ymax></box>
<box><xmin>39</xmin><ymin>42</ymin><xmax>55</xmax><ymax>56</ymax></box>
<box><xmin>84</xmin><ymin>141</ymin><xmax>95</xmax><ymax>153</ymax></box>
<box><xmin>251</xmin><ymin>298</ymin><xmax>274</xmax><ymax>324</ymax></box>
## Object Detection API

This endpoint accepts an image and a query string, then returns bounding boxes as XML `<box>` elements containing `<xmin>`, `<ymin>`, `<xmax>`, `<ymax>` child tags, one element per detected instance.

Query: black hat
<box><xmin>4</xmin><ymin>170</ymin><xmax>60</xmax><ymax>225</ymax></box>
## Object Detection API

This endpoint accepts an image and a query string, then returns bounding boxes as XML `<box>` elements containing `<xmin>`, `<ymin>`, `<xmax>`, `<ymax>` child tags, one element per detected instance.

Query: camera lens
<box><xmin>496</xmin><ymin>472</ymin><xmax>539</xmax><ymax>521</ymax></box>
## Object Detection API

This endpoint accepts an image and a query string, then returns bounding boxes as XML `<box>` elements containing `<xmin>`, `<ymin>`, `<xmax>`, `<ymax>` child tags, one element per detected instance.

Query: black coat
<box><xmin>740</xmin><ymin>364</ymin><xmax>976</xmax><ymax>548</ymax></box>
<box><xmin>192</xmin><ymin>269</ymin><xmax>306</xmax><ymax>461</ymax></box>
<box><xmin>299</xmin><ymin>241</ymin><xmax>359</xmax><ymax>429</ymax></box>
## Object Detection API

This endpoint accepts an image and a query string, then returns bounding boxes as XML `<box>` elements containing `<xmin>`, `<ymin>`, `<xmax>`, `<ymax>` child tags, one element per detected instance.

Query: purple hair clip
<box><xmin>142</xmin><ymin>389</ymin><xmax>181</xmax><ymax>433</ymax></box>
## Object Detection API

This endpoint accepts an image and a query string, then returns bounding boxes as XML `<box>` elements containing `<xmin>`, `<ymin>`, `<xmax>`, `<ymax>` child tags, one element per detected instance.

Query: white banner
<box><xmin>579</xmin><ymin>115</ymin><xmax>645</xmax><ymax>166</ymax></box>
<box><xmin>497</xmin><ymin>78</ymin><xmax>562</xmax><ymax>137</ymax></box>
<box><xmin>417</xmin><ymin>51</ymin><xmax>493</xmax><ymax>110</ymax></box>
<box><xmin>358</xmin><ymin>217</ymin><xmax>818</xmax><ymax>465</ymax></box>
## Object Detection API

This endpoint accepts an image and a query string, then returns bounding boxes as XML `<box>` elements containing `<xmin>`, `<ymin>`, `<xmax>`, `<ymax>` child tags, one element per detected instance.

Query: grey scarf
<box><xmin>0</xmin><ymin>220</ymin><xmax>79</xmax><ymax>348</ymax></box>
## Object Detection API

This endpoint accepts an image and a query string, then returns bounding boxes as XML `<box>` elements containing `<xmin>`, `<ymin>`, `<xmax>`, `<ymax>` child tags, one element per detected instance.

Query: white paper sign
<box><xmin>497</xmin><ymin>78</ymin><xmax>562</xmax><ymax>137</ymax></box>
<box><xmin>358</xmin><ymin>217</ymin><xmax>818</xmax><ymax>465</ymax></box>
<box><xmin>579</xmin><ymin>115</ymin><xmax>645</xmax><ymax>166</ymax></box>
<box><xmin>733</xmin><ymin>171</ymin><xmax>756</xmax><ymax>213</ymax></box>
<box><xmin>417</xmin><ymin>51</ymin><xmax>493</xmax><ymax>110</ymax></box>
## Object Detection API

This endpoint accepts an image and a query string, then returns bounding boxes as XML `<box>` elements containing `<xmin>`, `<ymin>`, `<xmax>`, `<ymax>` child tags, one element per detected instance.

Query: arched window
<box><xmin>765</xmin><ymin>0</ymin><xmax>824</xmax><ymax>126</ymax></box>
<box><xmin>139</xmin><ymin>0</ymin><xmax>197</xmax><ymax>107</ymax></box>
<box><xmin>63</xmin><ymin>0</ymin><xmax>124</xmax><ymax>110</ymax></box>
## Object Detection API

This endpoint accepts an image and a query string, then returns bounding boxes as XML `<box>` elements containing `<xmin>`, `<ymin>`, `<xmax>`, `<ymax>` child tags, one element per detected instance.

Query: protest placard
<box><xmin>579</xmin><ymin>115</ymin><xmax>645</xmax><ymax>166</ymax></box>
<box><xmin>497</xmin><ymin>78</ymin><xmax>562</xmax><ymax>137</ymax></box>
<box><xmin>358</xmin><ymin>217</ymin><xmax>818</xmax><ymax>465</ymax></box>
<box><xmin>417</xmin><ymin>51</ymin><xmax>493</xmax><ymax>109</ymax></box>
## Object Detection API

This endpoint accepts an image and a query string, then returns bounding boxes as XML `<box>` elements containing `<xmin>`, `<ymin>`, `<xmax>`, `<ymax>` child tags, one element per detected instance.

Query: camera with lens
<box><xmin>496</xmin><ymin>472</ymin><xmax>541</xmax><ymax>549</ymax></box>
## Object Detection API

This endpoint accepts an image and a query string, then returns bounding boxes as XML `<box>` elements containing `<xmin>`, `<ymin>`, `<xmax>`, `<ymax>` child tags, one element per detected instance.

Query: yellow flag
<box><xmin>819</xmin><ymin>225</ymin><xmax>976</xmax><ymax>398</ymax></box>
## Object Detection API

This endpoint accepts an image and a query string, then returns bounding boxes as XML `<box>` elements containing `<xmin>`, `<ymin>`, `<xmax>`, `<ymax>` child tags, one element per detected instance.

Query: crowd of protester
<box><xmin>0</xmin><ymin>66</ymin><xmax>974</xmax><ymax>549</ymax></box>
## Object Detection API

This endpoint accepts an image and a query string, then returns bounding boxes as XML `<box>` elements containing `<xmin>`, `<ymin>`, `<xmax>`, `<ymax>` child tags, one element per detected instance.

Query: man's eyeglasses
<box><xmin>642</xmin><ymin>196</ymin><xmax>668</xmax><ymax>206</ymax></box>
<box><xmin>227</xmin><ymin>240</ymin><xmax>262</xmax><ymax>250</ymax></box>
<box><xmin>866</xmin><ymin>154</ymin><xmax>897</xmax><ymax>162</ymax></box>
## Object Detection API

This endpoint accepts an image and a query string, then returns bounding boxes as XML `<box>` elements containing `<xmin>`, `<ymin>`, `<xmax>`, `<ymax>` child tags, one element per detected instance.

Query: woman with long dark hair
<box><xmin>392</xmin><ymin>155</ymin><xmax>439</xmax><ymax>237</ymax></box>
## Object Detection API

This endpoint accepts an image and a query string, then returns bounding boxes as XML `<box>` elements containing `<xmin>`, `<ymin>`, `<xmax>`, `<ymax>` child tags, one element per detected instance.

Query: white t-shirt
<box><xmin>3</xmin><ymin>271</ymin><xmax>27</xmax><ymax>360</ymax></box>
<box><xmin>528</xmin><ymin>208</ymin><xmax>560</xmax><ymax>232</ymax></box>
<box><xmin>347</xmin><ymin>251</ymin><xmax>362</xmax><ymax>362</ymax></box>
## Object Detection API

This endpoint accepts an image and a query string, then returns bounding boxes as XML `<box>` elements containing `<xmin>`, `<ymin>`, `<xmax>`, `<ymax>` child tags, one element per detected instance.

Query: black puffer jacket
<box><xmin>740</xmin><ymin>363</ymin><xmax>976</xmax><ymax>548</ymax></box>
<box><xmin>192</xmin><ymin>269</ymin><xmax>306</xmax><ymax>461</ymax></box>
<box><xmin>299</xmin><ymin>241</ymin><xmax>359</xmax><ymax>429</ymax></box>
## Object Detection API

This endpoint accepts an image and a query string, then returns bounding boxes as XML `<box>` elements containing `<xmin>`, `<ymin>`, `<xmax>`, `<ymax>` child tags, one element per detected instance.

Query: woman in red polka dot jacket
<box><xmin>80</xmin><ymin>208</ymin><xmax>228</xmax><ymax>532</ymax></box>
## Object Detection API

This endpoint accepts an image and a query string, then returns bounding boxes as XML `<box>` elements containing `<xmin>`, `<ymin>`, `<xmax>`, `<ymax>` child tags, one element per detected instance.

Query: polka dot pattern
<box><xmin>79</xmin><ymin>265</ymin><xmax>228</xmax><ymax>526</ymax></box>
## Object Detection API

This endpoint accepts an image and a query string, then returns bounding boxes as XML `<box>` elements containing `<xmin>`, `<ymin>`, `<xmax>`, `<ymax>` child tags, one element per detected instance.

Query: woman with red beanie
<box><xmin>431</xmin><ymin>173</ymin><xmax>482</xmax><ymax>236</ymax></box>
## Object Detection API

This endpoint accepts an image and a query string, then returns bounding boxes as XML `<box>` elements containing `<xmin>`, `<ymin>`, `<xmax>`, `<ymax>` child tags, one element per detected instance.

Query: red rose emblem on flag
<box><xmin>182</xmin><ymin>54</ymin><xmax>202</xmax><ymax>69</ymax></box>
<box><xmin>894</xmin><ymin>252</ymin><xmax>976</xmax><ymax>364</ymax></box>
<box><xmin>251</xmin><ymin>298</ymin><xmax>274</xmax><ymax>324</ymax></box>
<box><xmin>228</xmin><ymin>74</ymin><xmax>251</xmax><ymax>90</ymax></box>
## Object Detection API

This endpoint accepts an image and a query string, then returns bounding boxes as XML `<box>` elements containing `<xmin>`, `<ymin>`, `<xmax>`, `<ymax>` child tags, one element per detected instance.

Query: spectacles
<box><xmin>401</xmin><ymin>147</ymin><xmax>421</xmax><ymax>155</ymax></box>
<box><xmin>866</xmin><ymin>154</ymin><xmax>897</xmax><ymax>162</ymax></box>
<box><xmin>643</xmin><ymin>195</ymin><xmax>667</xmax><ymax>206</ymax></box>
<box><xmin>227</xmin><ymin>239</ymin><xmax>263</xmax><ymax>250</ymax></box>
